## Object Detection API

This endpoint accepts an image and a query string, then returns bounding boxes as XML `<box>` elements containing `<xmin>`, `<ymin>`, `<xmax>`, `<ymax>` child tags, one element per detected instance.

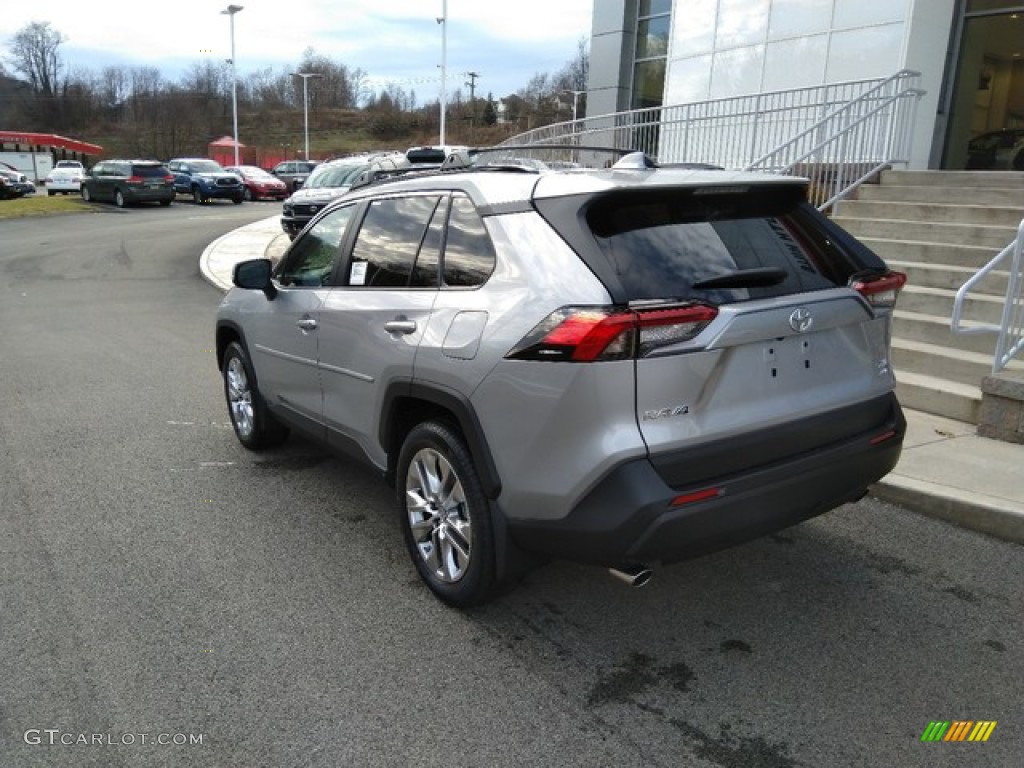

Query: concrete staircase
<box><xmin>832</xmin><ymin>170</ymin><xmax>1024</xmax><ymax>424</ymax></box>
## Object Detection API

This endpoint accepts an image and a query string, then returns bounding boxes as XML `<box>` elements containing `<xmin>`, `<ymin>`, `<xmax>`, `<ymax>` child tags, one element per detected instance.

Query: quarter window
<box><xmin>442</xmin><ymin>195</ymin><xmax>496</xmax><ymax>288</ymax></box>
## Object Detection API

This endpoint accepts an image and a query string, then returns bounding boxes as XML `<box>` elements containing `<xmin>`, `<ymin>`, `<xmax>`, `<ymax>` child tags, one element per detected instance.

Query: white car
<box><xmin>45</xmin><ymin>166</ymin><xmax>86</xmax><ymax>195</ymax></box>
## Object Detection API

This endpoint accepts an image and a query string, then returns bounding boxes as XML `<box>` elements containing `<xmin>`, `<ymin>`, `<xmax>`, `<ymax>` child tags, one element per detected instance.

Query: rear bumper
<box><xmin>508</xmin><ymin>394</ymin><xmax>905</xmax><ymax>567</ymax></box>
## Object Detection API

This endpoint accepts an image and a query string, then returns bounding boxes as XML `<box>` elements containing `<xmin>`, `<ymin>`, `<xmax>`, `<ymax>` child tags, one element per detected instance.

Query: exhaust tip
<box><xmin>608</xmin><ymin>564</ymin><xmax>654</xmax><ymax>588</ymax></box>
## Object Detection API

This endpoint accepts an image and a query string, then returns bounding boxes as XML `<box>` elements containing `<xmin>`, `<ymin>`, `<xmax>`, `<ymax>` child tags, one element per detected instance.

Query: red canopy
<box><xmin>0</xmin><ymin>130</ymin><xmax>103</xmax><ymax>155</ymax></box>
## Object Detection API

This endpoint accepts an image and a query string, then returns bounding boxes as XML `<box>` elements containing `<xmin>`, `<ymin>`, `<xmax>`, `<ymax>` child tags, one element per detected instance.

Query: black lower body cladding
<box><xmin>508</xmin><ymin>393</ymin><xmax>905</xmax><ymax>566</ymax></box>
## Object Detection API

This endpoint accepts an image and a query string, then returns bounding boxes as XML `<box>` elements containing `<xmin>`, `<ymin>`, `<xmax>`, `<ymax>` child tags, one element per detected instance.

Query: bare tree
<box><xmin>9</xmin><ymin>21</ymin><xmax>65</xmax><ymax>97</ymax></box>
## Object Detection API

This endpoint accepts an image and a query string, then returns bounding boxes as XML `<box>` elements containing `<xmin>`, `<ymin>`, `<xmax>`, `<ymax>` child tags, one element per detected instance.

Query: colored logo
<box><xmin>921</xmin><ymin>721</ymin><xmax>997</xmax><ymax>742</ymax></box>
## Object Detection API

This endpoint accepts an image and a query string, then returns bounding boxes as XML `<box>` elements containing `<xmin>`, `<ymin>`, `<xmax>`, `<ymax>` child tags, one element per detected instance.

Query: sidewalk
<box><xmin>200</xmin><ymin>218</ymin><xmax>1024</xmax><ymax>547</ymax></box>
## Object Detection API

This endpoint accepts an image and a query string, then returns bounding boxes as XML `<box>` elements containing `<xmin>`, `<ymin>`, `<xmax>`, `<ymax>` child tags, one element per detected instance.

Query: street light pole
<box><xmin>437</xmin><ymin>0</ymin><xmax>447</xmax><ymax>147</ymax></box>
<box><xmin>222</xmin><ymin>4</ymin><xmax>244</xmax><ymax>167</ymax></box>
<box><xmin>292</xmin><ymin>72</ymin><xmax>322</xmax><ymax>161</ymax></box>
<box><xmin>561</xmin><ymin>89</ymin><xmax>585</xmax><ymax>122</ymax></box>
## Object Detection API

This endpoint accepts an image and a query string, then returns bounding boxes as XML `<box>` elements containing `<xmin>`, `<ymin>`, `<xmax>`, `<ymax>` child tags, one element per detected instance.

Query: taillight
<box><xmin>126</xmin><ymin>175</ymin><xmax>144</xmax><ymax>185</ymax></box>
<box><xmin>506</xmin><ymin>304</ymin><xmax>718</xmax><ymax>362</ymax></box>
<box><xmin>164</xmin><ymin>174</ymin><xmax>175</xmax><ymax>183</ymax></box>
<box><xmin>850</xmin><ymin>271</ymin><xmax>906</xmax><ymax>309</ymax></box>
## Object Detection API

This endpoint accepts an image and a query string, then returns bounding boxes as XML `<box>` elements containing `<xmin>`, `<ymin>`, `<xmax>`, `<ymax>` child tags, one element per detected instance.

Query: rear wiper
<box><xmin>692</xmin><ymin>267</ymin><xmax>787</xmax><ymax>290</ymax></box>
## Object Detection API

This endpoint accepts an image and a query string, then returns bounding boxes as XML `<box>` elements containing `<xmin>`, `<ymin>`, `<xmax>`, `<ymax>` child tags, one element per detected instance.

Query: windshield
<box><xmin>189</xmin><ymin>160</ymin><xmax>226</xmax><ymax>173</ymax></box>
<box><xmin>305</xmin><ymin>163</ymin><xmax>366</xmax><ymax>189</ymax></box>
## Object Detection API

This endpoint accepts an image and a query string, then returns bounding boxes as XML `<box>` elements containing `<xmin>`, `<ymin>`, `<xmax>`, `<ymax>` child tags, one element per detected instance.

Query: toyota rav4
<box><xmin>215</xmin><ymin>147</ymin><xmax>906</xmax><ymax>607</ymax></box>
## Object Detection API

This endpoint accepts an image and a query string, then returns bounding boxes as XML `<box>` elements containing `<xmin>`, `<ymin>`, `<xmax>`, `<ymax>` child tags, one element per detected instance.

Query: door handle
<box><xmin>384</xmin><ymin>320</ymin><xmax>417</xmax><ymax>335</ymax></box>
<box><xmin>297</xmin><ymin>318</ymin><xmax>318</xmax><ymax>332</ymax></box>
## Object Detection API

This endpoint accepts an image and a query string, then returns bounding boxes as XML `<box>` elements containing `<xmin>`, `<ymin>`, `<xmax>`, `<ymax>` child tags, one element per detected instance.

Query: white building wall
<box><xmin>660</xmin><ymin>0</ymin><xmax>956</xmax><ymax>168</ymax></box>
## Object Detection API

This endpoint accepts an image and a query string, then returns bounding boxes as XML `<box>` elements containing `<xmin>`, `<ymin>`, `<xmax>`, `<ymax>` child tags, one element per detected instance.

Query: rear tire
<box><xmin>222</xmin><ymin>341</ymin><xmax>289</xmax><ymax>450</ymax></box>
<box><xmin>243</xmin><ymin>187</ymin><xmax>254</xmax><ymax>201</ymax></box>
<box><xmin>81</xmin><ymin>186</ymin><xmax>92</xmax><ymax>202</ymax></box>
<box><xmin>114</xmin><ymin>189</ymin><xmax>126</xmax><ymax>208</ymax></box>
<box><xmin>47</xmin><ymin>190</ymin><xmax>55</xmax><ymax>197</ymax></box>
<box><xmin>396</xmin><ymin>421</ymin><xmax>498</xmax><ymax>607</ymax></box>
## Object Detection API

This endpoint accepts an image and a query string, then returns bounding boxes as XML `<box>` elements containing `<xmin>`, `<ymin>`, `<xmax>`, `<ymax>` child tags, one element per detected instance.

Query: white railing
<box><xmin>499</xmin><ymin>71</ymin><xmax>924</xmax><ymax>211</ymax></box>
<box><xmin>952</xmin><ymin>219</ymin><xmax>1024</xmax><ymax>373</ymax></box>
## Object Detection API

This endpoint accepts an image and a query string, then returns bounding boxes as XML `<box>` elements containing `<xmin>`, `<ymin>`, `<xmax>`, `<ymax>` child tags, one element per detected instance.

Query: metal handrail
<box><xmin>498</xmin><ymin>71</ymin><xmax>923</xmax><ymax>211</ymax></box>
<box><xmin>951</xmin><ymin>219</ymin><xmax>1024</xmax><ymax>373</ymax></box>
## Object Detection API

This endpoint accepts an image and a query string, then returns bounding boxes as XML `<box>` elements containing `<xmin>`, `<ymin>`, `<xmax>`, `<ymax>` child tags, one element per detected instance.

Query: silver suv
<box><xmin>215</xmin><ymin>148</ymin><xmax>906</xmax><ymax>607</ymax></box>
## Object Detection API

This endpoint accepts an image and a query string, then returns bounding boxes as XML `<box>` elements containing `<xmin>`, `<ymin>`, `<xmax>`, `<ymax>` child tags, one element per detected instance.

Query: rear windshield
<box><xmin>558</xmin><ymin>185</ymin><xmax>886</xmax><ymax>305</ymax></box>
<box><xmin>133</xmin><ymin>164</ymin><xmax>169</xmax><ymax>178</ymax></box>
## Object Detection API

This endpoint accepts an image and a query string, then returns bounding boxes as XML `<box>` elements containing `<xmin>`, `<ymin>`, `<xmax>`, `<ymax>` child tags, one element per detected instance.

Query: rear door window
<box><xmin>347</xmin><ymin>195</ymin><xmax>443</xmax><ymax>288</ymax></box>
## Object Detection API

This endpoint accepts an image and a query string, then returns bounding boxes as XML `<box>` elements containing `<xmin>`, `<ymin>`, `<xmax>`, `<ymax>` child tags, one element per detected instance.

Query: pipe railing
<box><xmin>952</xmin><ymin>219</ymin><xmax>1024</xmax><ymax>373</ymax></box>
<box><xmin>499</xmin><ymin>71</ymin><xmax>923</xmax><ymax>211</ymax></box>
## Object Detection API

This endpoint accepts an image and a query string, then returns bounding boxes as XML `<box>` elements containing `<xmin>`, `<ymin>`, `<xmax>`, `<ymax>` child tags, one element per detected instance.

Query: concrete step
<box><xmin>893</xmin><ymin>309</ymin><xmax>1002</xmax><ymax>356</ymax></box>
<box><xmin>881</xmin><ymin>170</ymin><xmax>1024</xmax><ymax>189</ymax></box>
<box><xmin>858</xmin><ymin>238</ymin><xmax>1000</xmax><ymax>269</ymax></box>
<box><xmin>889</xmin><ymin>260</ymin><xmax>1008</xmax><ymax>295</ymax></box>
<box><xmin>834</xmin><ymin>217</ymin><xmax>1018</xmax><ymax>249</ymax></box>
<box><xmin>894</xmin><ymin>369</ymin><xmax>981</xmax><ymax>424</ymax></box>
<box><xmin>890</xmin><ymin>337</ymin><xmax>1013</xmax><ymax>387</ymax></box>
<box><xmin>858</xmin><ymin>183</ymin><xmax>1024</xmax><ymax>207</ymax></box>
<box><xmin>834</xmin><ymin>200</ymin><xmax>1024</xmax><ymax>228</ymax></box>
<box><xmin>897</xmin><ymin>285</ymin><xmax>1006</xmax><ymax>325</ymax></box>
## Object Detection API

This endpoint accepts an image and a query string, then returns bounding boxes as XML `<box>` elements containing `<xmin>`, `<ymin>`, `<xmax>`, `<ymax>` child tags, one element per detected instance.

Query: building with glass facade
<box><xmin>589</xmin><ymin>0</ymin><xmax>1024</xmax><ymax>169</ymax></box>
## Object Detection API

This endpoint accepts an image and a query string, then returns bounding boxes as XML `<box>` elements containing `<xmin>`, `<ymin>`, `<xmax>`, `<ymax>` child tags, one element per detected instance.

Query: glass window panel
<box><xmin>636</xmin><ymin>15</ymin><xmax>671</xmax><ymax>59</ymax></box>
<box><xmin>665</xmin><ymin>54</ymin><xmax>713</xmax><ymax>103</ymax></box>
<box><xmin>768</xmin><ymin>0</ymin><xmax>834</xmax><ymax>40</ymax></box>
<box><xmin>632</xmin><ymin>59</ymin><xmax>666</xmax><ymax>109</ymax></box>
<box><xmin>639</xmin><ymin>0</ymin><xmax>672</xmax><ymax>17</ymax></box>
<box><xmin>349</xmin><ymin>196</ymin><xmax>441</xmax><ymax>288</ymax></box>
<box><xmin>669</xmin><ymin>0</ymin><xmax>717</xmax><ymax>54</ymax></box>
<box><xmin>443</xmin><ymin>195</ymin><xmax>496</xmax><ymax>288</ymax></box>
<box><xmin>833</xmin><ymin>0</ymin><xmax>905</xmax><ymax>29</ymax></box>
<box><xmin>968</xmin><ymin>0</ymin><xmax>1024</xmax><ymax>12</ymax></box>
<box><xmin>825</xmin><ymin>24</ymin><xmax>903</xmax><ymax>82</ymax></box>
<box><xmin>710</xmin><ymin>46</ymin><xmax>766</xmax><ymax>99</ymax></box>
<box><xmin>763</xmin><ymin>35</ymin><xmax>828</xmax><ymax>91</ymax></box>
<box><xmin>716</xmin><ymin>0</ymin><xmax>771</xmax><ymax>49</ymax></box>
<box><xmin>277</xmin><ymin>206</ymin><xmax>355</xmax><ymax>287</ymax></box>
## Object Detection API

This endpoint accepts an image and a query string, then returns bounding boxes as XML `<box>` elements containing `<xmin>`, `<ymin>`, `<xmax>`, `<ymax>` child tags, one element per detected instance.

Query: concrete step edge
<box><xmin>870</xmin><ymin>475</ymin><xmax>1024</xmax><ymax>545</ymax></box>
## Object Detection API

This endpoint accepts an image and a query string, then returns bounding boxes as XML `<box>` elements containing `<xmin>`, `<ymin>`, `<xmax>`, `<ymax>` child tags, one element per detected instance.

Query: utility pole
<box><xmin>465</xmin><ymin>71</ymin><xmax>479</xmax><ymax>145</ymax></box>
<box><xmin>437</xmin><ymin>0</ymin><xmax>447</xmax><ymax>147</ymax></box>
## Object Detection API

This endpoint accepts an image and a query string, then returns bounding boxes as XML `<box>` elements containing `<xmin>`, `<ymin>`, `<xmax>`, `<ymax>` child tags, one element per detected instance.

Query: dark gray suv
<box><xmin>215</xmin><ymin>148</ymin><xmax>906</xmax><ymax>607</ymax></box>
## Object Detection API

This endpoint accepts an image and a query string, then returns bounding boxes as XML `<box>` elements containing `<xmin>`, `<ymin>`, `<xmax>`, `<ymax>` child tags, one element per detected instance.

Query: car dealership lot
<box><xmin>0</xmin><ymin>206</ymin><xmax>1022</xmax><ymax>767</ymax></box>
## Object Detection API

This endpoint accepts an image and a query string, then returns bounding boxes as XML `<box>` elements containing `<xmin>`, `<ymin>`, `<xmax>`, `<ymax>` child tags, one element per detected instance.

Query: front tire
<box><xmin>243</xmin><ymin>187</ymin><xmax>254</xmax><ymax>201</ymax></box>
<box><xmin>81</xmin><ymin>186</ymin><xmax>92</xmax><ymax>202</ymax></box>
<box><xmin>397</xmin><ymin>421</ymin><xmax>497</xmax><ymax>607</ymax></box>
<box><xmin>192</xmin><ymin>187</ymin><xmax>204</xmax><ymax>205</ymax></box>
<box><xmin>222</xmin><ymin>341</ymin><xmax>289</xmax><ymax>450</ymax></box>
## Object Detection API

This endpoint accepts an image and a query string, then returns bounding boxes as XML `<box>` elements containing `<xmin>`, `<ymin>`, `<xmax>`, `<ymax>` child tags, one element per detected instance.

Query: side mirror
<box><xmin>233</xmin><ymin>258</ymin><xmax>277</xmax><ymax>299</ymax></box>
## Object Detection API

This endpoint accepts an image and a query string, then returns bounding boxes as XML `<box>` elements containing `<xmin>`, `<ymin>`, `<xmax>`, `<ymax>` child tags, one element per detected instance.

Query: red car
<box><xmin>224</xmin><ymin>165</ymin><xmax>289</xmax><ymax>201</ymax></box>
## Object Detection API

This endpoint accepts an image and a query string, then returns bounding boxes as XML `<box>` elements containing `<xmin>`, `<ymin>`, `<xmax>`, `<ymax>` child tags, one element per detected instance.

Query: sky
<box><xmin>0</xmin><ymin>0</ymin><xmax>594</xmax><ymax>100</ymax></box>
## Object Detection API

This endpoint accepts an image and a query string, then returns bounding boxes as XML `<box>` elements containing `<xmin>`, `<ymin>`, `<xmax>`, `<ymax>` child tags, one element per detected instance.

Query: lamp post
<box><xmin>437</xmin><ymin>0</ymin><xmax>447</xmax><ymax>147</ymax></box>
<box><xmin>291</xmin><ymin>72</ymin><xmax>322</xmax><ymax>160</ymax></box>
<box><xmin>561</xmin><ymin>89</ymin><xmax>585</xmax><ymax>122</ymax></box>
<box><xmin>222</xmin><ymin>4</ymin><xmax>244</xmax><ymax>166</ymax></box>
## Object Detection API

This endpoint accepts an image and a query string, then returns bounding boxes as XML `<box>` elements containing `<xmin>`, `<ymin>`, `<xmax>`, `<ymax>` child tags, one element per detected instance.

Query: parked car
<box><xmin>0</xmin><ymin>173</ymin><xmax>18</xmax><ymax>200</ymax></box>
<box><xmin>55</xmin><ymin>160</ymin><xmax>85</xmax><ymax>171</ymax></box>
<box><xmin>80</xmin><ymin>160</ymin><xmax>176</xmax><ymax>207</ymax></box>
<box><xmin>215</xmin><ymin>147</ymin><xmax>907</xmax><ymax>607</ymax></box>
<box><xmin>167</xmin><ymin>158</ymin><xmax>245</xmax><ymax>204</ymax></box>
<box><xmin>45</xmin><ymin>165</ymin><xmax>86</xmax><ymax>195</ymax></box>
<box><xmin>965</xmin><ymin>128</ymin><xmax>1024</xmax><ymax>170</ymax></box>
<box><xmin>0</xmin><ymin>169</ymin><xmax>36</xmax><ymax>197</ymax></box>
<box><xmin>271</xmin><ymin>160</ymin><xmax>318</xmax><ymax>192</ymax></box>
<box><xmin>280</xmin><ymin>153</ymin><xmax>409</xmax><ymax>238</ymax></box>
<box><xmin>224</xmin><ymin>165</ymin><xmax>289</xmax><ymax>201</ymax></box>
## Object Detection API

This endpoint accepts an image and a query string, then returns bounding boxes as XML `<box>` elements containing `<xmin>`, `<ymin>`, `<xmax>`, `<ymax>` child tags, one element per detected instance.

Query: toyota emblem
<box><xmin>789</xmin><ymin>307</ymin><xmax>813</xmax><ymax>333</ymax></box>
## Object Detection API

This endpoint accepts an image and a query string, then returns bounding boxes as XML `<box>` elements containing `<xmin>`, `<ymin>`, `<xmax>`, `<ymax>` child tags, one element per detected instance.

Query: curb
<box><xmin>871</xmin><ymin>476</ymin><xmax>1024</xmax><ymax>545</ymax></box>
